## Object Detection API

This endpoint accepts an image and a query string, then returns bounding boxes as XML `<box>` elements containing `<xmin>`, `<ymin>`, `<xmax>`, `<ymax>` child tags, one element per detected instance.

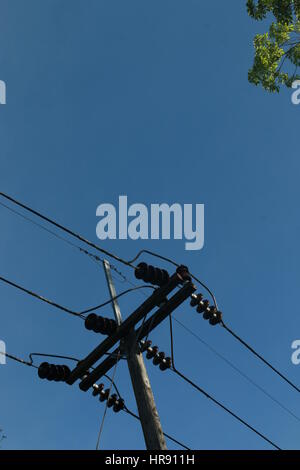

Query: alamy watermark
<box><xmin>0</xmin><ymin>80</ymin><xmax>6</xmax><ymax>105</ymax></box>
<box><xmin>96</xmin><ymin>196</ymin><xmax>204</xmax><ymax>251</ymax></box>
<box><xmin>291</xmin><ymin>80</ymin><xmax>300</xmax><ymax>105</ymax></box>
<box><xmin>291</xmin><ymin>340</ymin><xmax>300</xmax><ymax>365</ymax></box>
<box><xmin>0</xmin><ymin>340</ymin><xmax>6</xmax><ymax>364</ymax></box>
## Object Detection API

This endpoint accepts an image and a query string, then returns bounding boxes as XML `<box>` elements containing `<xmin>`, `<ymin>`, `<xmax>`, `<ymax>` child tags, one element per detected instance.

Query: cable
<box><xmin>0</xmin><ymin>274</ymin><xmax>155</xmax><ymax>323</ymax></box>
<box><xmin>172</xmin><ymin>368</ymin><xmax>281</xmax><ymax>450</ymax></box>
<box><xmin>0</xmin><ymin>192</ymin><xmax>134</xmax><ymax>270</ymax></box>
<box><xmin>0</xmin><ymin>200</ymin><xmax>129</xmax><ymax>284</ymax></box>
<box><xmin>28</xmin><ymin>353</ymin><xmax>83</xmax><ymax>365</ymax></box>
<box><xmin>127</xmin><ymin>249</ymin><xmax>218</xmax><ymax>309</ymax></box>
<box><xmin>0</xmin><ymin>193</ymin><xmax>218</xmax><ymax>307</ymax></box>
<box><xmin>173</xmin><ymin>317</ymin><xmax>300</xmax><ymax>423</ymax></box>
<box><xmin>80</xmin><ymin>286</ymin><xmax>155</xmax><ymax>316</ymax></box>
<box><xmin>0</xmin><ymin>275</ymin><xmax>83</xmax><ymax>318</ymax></box>
<box><xmin>96</xmin><ymin>351</ymin><xmax>121</xmax><ymax>450</ymax></box>
<box><xmin>221</xmin><ymin>320</ymin><xmax>300</xmax><ymax>394</ymax></box>
<box><xmin>168</xmin><ymin>316</ymin><xmax>281</xmax><ymax>450</ymax></box>
<box><xmin>0</xmin><ymin>351</ymin><xmax>38</xmax><ymax>368</ymax></box>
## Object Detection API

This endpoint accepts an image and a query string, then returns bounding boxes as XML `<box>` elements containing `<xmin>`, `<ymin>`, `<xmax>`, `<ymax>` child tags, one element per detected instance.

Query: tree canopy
<box><xmin>247</xmin><ymin>0</ymin><xmax>300</xmax><ymax>91</ymax></box>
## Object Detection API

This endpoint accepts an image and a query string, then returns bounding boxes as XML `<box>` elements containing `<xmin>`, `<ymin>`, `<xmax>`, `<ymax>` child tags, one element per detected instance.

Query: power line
<box><xmin>0</xmin><ymin>275</ymin><xmax>83</xmax><ymax>318</ymax></box>
<box><xmin>0</xmin><ymin>192</ymin><xmax>134</xmax><ymax>270</ymax></box>
<box><xmin>0</xmin><ymin>194</ymin><xmax>217</xmax><ymax>308</ymax></box>
<box><xmin>168</xmin><ymin>315</ymin><xmax>281</xmax><ymax>451</ymax></box>
<box><xmin>221</xmin><ymin>320</ymin><xmax>300</xmax><ymax>393</ymax></box>
<box><xmin>0</xmin><ymin>351</ymin><xmax>37</xmax><ymax>368</ymax></box>
<box><xmin>0</xmin><ymin>200</ymin><xmax>128</xmax><ymax>283</ymax></box>
<box><xmin>173</xmin><ymin>317</ymin><xmax>300</xmax><ymax>423</ymax></box>
<box><xmin>0</xmin><ymin>274</ymin><xmax>154</xmax><ymax>322</ymax></box>
<box><xmin>171</xmin><ymin>367</ymin><xmax>281</xmax><ymax>450</ymax></box>
<box><xmin>80</xmin><ymin>286</ymin><xmax>156</xmax><ymax>316</ymax></box>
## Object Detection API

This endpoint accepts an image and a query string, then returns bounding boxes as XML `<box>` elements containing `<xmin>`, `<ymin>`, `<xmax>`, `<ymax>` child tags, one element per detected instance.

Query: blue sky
<box><xmin>0</xmin><ymin>0</ymin><xmax>300</xmax><ymax>450</ymax></box>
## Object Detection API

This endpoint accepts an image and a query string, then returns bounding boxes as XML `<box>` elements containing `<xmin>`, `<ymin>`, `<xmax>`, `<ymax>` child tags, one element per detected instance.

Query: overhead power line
<box><xmin>0</xmin><ymin>351</ymin><xmax>37</xmax><ymax>368</ymax></box>
<box><xmin>80</xmin><ymin>286</ymin><xmax>155</xmax><ymax>316</ymax></box>
<box><xmin>0</xmin><ymin>192</ymin><xmax>134</xmax><ymax>270</ymax></box>
<box><xmin>188</xmin><ymin>288</ymin><xmax>300</xmax><ymax>395</ymax></box>
<box><xmin>167</xmin><ymin>315</ymin><xmax>281</xmax><ymax>451</ymax></box>
<box><xmin>171</xmin><ymin>367</ymin><xmax>281</xmax><ymax>450</ymax></box>
<box><xmin>173</xmin><ymin>317</ymin><xmax>300</xmax><ymax>423</ymax></box>
<box><xmin>0</xmin><ymin>274</ymin><xmax>155</xmax><ymax>321</ymax></box>
<box><xmin>0</xmin><ymin>275</ymin><xmax>82</xmax><ymax>318</ymax></box>
<box><xmin>221</xmin><ymin>320</ymin><xmax>300</xmax><ymax>393</ymax></box>
<box><xmin>0</xmin><ymin>200</ymin><xmax>128</xmax><ymax>283</ymax></box>
<box><xmin>0</xmin><ymin>193</ymin><xmax>216</xmax><ymax>308</ymax></box>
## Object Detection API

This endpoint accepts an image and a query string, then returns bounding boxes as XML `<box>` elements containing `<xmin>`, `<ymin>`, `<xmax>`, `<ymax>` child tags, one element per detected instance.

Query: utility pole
<box><xmin>103</xmin><ymin>259</ymin><xmax>167</xmax><ymax>450</ymax></box>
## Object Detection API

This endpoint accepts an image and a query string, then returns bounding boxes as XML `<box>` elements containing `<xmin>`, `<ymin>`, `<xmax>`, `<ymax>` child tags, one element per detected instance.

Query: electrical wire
<box><xmin>172</xmin><ymin>367</ymin><xmax>281</xmax><ymax>450</ymax></box>
<box><xmin>173</xmin><ymin>317</ymin><xmax>300</xmax><ymax>423</ymax></box>
<box><xmin>168</xmin><ymin>315</ymin><xmax>281</xmax><ymax>450</ymax></box>
<box><xmin>129</xmin><ymin>249</ymin><xmax>300</xmax><ymax>395</ymax></box>
<box><xmin>0</xmin><ymin>200</ymin><xmax>128</xmax><ymax>284</ymax></box>
<box><xmin>28</xmin><ymin>353</ymin><xmax>84</xmax><ymax>365</ymax></box>
<box><xmin>0</xmin><ymin>351</ymin><xmax>38</xmax><ymax>368</ymax></box>
<box><xmin>0</xmin><ymin>275</ymin><xmax>83</xmax><ymax>318</ymax></box>
<box><xmin>80</xmin><ymin>285</ymin><xmax>156</xmax><ymax>316</ymax></box>
<box><xmin>220</xmin><ymin>320</ymin><xmax>300</xmax><ymax>393</ymax></box>
<box><xmin>0</xmin><ymin>274</ymin><xmax>154</xmax><ymax>323</ymax></box>
<box><xmin>0</xmin><ymin>192</ymin><xmax>135</xmax><ymax>270</ymax></box>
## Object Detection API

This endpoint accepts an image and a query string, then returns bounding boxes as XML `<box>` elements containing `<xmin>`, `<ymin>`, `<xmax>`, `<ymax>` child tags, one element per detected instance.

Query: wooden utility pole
<box><xmin>103</xmin><ymin>260</ymin><xmax>167</xmax><ymax>450</ymax></box>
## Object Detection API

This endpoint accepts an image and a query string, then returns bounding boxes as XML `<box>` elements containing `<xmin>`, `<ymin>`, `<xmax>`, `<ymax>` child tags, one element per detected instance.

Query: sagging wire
<box><xmin>0</xmin><ymin>199</ymin><xmax>129</xmax><ymax>284</ymax></box>
<box><xmin>0</xmin><ymin>192</ymin><xmax>135</xmax><ymax>270</ymax></box>
<box><xmin>167</xmin><ymin>315</ymin><xmax>281</xmax><ymax>450</ymax></box>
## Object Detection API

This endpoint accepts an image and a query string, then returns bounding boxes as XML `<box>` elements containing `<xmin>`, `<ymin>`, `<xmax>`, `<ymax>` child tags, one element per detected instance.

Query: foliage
<box><xmin>247</xmin><ymin>0</ymin><xmax>300</xmax><ymax>91</ymax></box>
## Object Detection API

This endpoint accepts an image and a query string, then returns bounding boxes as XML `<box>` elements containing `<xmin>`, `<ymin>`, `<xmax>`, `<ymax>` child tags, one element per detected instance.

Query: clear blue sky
<box><xmin>0</xmin><ymin>0</ymin><xmax>300</xmax><ymax>450</ymax></box>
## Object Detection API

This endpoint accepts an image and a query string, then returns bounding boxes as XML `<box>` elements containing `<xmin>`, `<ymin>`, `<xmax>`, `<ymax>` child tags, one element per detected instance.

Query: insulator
<box><xmin>153</xmin><ymin>351</ymin><xmax>165</xmax><ymax>366</ymax></box>
<box><xmin>38</xmin><ymin>362</ymin><xmax>50</xmax><ymax>379</ymax></box>
<box><xmin>203</xmin><ymin>306</ymin><xmax>216</xmax><ymax>320</ymax></box>
<box><xmin>140</xmin><ymin>340</ymin><xmax>152</xmax><ymax>353</ymax></box>
<box><xmin>92</xmin><ymin>383</ymin><xmax>104</xmax><ymax>397</ymax></box>
<box><xmin>113</xmin><ymin>398</ymin><xmax>125</xmax><ymax>413</ymax></box>
<box><xmin>107</xmin><ymin>394</ymin><xmax>118</xmax><ymax>408</ymax></box>
<box><xmin>196</xmin><ymin>299</ymin><xmax>209</xmax><ymax>314</ymax></box>
<box><xmin>135</xmin><ymin>262</ymin><xmax>147</xmax><ymax>280</ymax></box>
<box><xmin>48</xmin><ymin>364</ymin><xmax>59</xmax><ymax>381</ymax></box>
<box><xmin>176</xmin><ymin>265</ymin><xmax>191</xmax><ymax>282</ymax></box>
<box><xmin>96</xmin><ymin>316</ymin><xmax>108</xmax><ymax>334</ymax></box>
<box><xmin>190</xmin><ymin>293</ymin><xmax>203</xmax><ymax>307</ymax></box>
<box><xmin>38</xmin><ymin>362</ymin><xmax>70</xmax><ymax>382</ymax></box>
<box><xmin>85</xmin><ymin>313</ymin><xmax>117</xmax><ymax>335</ymax></box>
<box><xmin>146</xmin><ymin>346</ymin><xmax>159</xmax><ymax>360</ymax></box>
<box><xmin>159</xmin><ymin>357</ymin><xmax>172</xmax><ymax>371</ymax></box>
<box><xmin>58</xmin><ymin>365</ymin><xmax>71</xmax><ymax>381</ymax></box>
<box><xmin>134</xmin><ymin>263</ymin><xmax>169</xmax><ymax>287</ymax></box>
<box><xmin>85</xmin><ymin>313</ymin><xmax>98</xmax><ymax>331</ymax></box>
<box><xmin>99</xmin><ymin>388</ymin><xmax>110</xmax><ymax>402</ymax></box>
<box><xmin>209</xmin><ymin>311</ymin><xmax>222</xmax><ymax>326</ymax></box>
